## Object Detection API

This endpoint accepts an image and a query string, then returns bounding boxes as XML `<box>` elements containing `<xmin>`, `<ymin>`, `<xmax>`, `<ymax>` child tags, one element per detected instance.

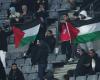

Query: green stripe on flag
<box><xmin>20</xmin><ymin>35</ymin><xmax>36</xmax><ymax>46</ymax></box>
<box><xmin>74</xmin><ymin>31</ymin><xmax>100</xmax><ymax>43</ymax></box>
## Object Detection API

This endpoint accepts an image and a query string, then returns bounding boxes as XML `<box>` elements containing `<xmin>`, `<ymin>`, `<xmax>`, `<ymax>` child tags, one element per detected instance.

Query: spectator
<box><xmin>26</xmin><ymin>40</ymin><xmax>49</xmax><ymax>80</ymax></box>
<box><xmin>72</xmin><ymin>12</ymin><xmax>80</xmax><ymax>21</ymax></box>
<box><xmin>0</xmin><ymin>59</ymin><xmax>6</xmax><ymax>80</ymax></box>
<box><xmin>22</xmin><ymin>0</ymin><xmax>34</xmax><ymax>12</ymax></box>
<box><xmin>64</xmin><ymin>74</ymin><xmax>69</xmax><ymax>80</ymax></box>
<box><xmin>79</xmin><ymin>10</ymin><xmax>93</xmax><ymax>51</ymax></box>
<box><xmin>71</xmin><ymin>11</ymin><xmax>81</xmax><ymax>27</ymax></box>
<box><xmin>34</xmin><ymin>0</ymin><xmax>48</xmax><ymax>12</ymax></box>
<box><xmin>45</xmin><ymin>30</ymin><xmax>56</xmax><ymax>53</ymax></box>
<box><xmin>88</xmin><ymin>49</ymin><xmax>100</xmax><ymax>73</ymax></box>
<box><xmin>75</xmin><ymin>49</ymin><xmax>93</xmax><ymax>76</ymax></box>
<box><xmin>9</xmin><ymin>7</ymin><xmax>21</xmax><ymax>26</ymax></box>
<box><xmin>34</xmin><ymin>0</ymin><xmax>41</xmax><ymax>12</ymax></box>
<box><xmin>9</xmin><ymin>0</ymin><xmax>22</xmax><ymax>12</ymax></box>
<box><xmin>21</xmin><ymin>5</ymin><xmax>33</xmax><ymax>23</ymax></box>
<box><xmin>36</xmin><ymin>4</ymin><xmax>47</xmax><ymax>40</ymax></box>
<box><xmin>79</xmin><ymin>10</ymin><xmax>92</xmax><ymax>20</ymax></box>
<box><xmin>59</xmin><ymin>13</ymin><xmax>79</xmax><ymax>61</ymax></box>
<box><xmin>36</xmin><ymin>4</ymin><xmax>47</xmax><ymax>23</ymax></box>
<box><xmin>8</xmin><ymin>63</ymin><xmax>25</xmax><ymax>80</ymax></box>
<box><xmin>67</xmin><ymin>0</ymin><xmax>77</xmax><ymax>10</ymax></box>
<box><xmin>0</xmin><ymin>27</ymin><xmax>12</xmax><ymax>68</ymax></box>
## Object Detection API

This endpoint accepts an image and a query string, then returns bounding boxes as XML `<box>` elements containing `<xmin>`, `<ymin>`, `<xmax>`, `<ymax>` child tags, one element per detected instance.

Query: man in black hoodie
<box><xmin>26</xmin><ymin>40</ymin><xmax>49</xmax><ymax>80</ymax></box>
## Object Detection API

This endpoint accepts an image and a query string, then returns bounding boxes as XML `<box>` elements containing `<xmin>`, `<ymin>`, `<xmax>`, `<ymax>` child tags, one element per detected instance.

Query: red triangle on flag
<box><xmin>13</xmin><ymin>26</ymin><xmax>25</xmax><ymax>48</ymax></box>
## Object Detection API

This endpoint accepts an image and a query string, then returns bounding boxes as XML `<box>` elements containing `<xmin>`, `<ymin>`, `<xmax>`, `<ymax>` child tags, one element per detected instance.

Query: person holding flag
<box><xmin>59</xmin><ymin>13</ymin><xmax>79</xmax><ymax>61</ymax></box>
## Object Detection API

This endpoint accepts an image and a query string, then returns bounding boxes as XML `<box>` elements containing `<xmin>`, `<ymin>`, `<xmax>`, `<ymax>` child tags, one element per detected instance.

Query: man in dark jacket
<box><xmin>26</xmin><ymin>40</ymin><xmax>49</xmax><ymax>80</ymax></box>
<box><xmin>75</xmin><ymin>49</ymin><xmax>93</xmax><ymax>76</ymax></box>
<box><xmin>88</xmin><ymin>49</ymin><xmax>100</xmax><ymax>73</ymax></box>
<box><xmin>0</xmin><ymin>59</ymin><xmax>6</xmax><ymax>80</ymax></box>
<box><xmin>8</xmin><ymin>63</ymin><xmax>25</xmax><ymax>80</ymax></box>
<box><xmin>0</xmin><ymin>27</ymin><xmax>12</xmax><ymax>68</ymax></box>
<box><xmin>45</xmin><ymin>30</ymin><xmax>56</xmax><ymax>53</ymax></box>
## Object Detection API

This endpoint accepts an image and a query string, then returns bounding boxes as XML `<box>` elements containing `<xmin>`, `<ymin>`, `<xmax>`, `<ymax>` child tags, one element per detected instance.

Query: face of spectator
<box><xmin>9</xmin><ymin>7</ymin><xmax>16</xmax><ymax>14</ymax></box>
<box><xmin>47</xmin><ymin>31</ymin><xmax>52</xmax><ymax>36</ymax></box>
<box><xmin>22</xmin><ymin>5</ymin><xmax>28</xmax><ymax>12</ymax></box>
<box><xmin>79</xmin><ymin>14</ymin><xmax>86</xmax><ymax>20</ymax></box>
<box><xmin>39</xmin><ymin>4</ymin><xmax>45</xmax><ymax>10</ymax></box>
<box><xmin>63</xmin><ymin>15</ymin><xmax>69</xmax><ymax>21</ymax></box>
<box><xmin>88</xmin><ymin>50</ymin><xmax>95</xmax><ymax>57</ymax></box>
<box><xmin>12</xmin><ymin>64</ymin><xmax>17</xmax><ymax>70</ymax></box>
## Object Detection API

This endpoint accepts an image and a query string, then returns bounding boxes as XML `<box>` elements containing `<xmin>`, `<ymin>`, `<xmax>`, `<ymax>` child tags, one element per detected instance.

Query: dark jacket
<box><xmin>45</xmin><ymin>35</ymin><xmax>56</xmax><ymax>53</ymax></box>
<box><xmin>0</xmin><ymin>60</ymin><xmax>6</xmax><ymax>80</ymax></box>
<box><xmin>75</xmin><ymin>53</ymin><xmax>93</xmax><ymax>76</ymax></box>
<box><xmin>92</xmin><ymin>54</ymin><xmax>100</xmax><ymax>73</ymax></box>
<box><xmin>8</xmin><ymin>68</ymin><xmax>25</xmax><ymax>80</ymax></box>
<box><xmin>0</xmin><ymin>30</ymin><xmax>12</xmax><ymax>51</ymax></box>
<box><xmin>27</xmin><ymin>41</ymin><xmax>49</xmax><ymax>65</ymax></box>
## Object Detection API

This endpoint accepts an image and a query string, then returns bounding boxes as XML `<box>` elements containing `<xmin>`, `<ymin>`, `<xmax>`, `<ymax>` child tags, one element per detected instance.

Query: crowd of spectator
<box><xmin>0</xmin><ymin>0</ymin><xmax>100</xmax><ymax>80</ymax></box>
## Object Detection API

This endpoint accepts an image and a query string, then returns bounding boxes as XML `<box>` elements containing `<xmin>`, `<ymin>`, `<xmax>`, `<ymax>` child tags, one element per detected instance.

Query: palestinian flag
<box><xmin>73</xmin><ymin>17</ymin><xmax>100</xmax><ymax>44</ymax></box>
<box><xmin>13</xmin><ymin>24</ymin><xmax>40</xmax><ymax>48</ymax></box>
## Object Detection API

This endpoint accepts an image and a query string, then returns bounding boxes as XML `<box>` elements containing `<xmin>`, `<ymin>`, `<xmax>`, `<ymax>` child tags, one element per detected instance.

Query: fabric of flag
<box><xmin>13</xmin><ymin>26</ymin><xmax>25</xmax><ymax>48</ymax></box>
<box><xmin>73</xmin><ymin>18</ymin><xmax>100</xmax><ymax>44</ymax></box>
<box><xmin>13</xmin><ymin>24</ymin><xmax>40</xmax><ymax>48</ymax></box>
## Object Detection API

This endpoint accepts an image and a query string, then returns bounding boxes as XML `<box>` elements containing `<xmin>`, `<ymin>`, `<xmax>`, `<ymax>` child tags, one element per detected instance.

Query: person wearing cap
<box><xmin>0</xmin><ymin>27</ymin><xmax>13</xmax><ymax>68</ymax></box>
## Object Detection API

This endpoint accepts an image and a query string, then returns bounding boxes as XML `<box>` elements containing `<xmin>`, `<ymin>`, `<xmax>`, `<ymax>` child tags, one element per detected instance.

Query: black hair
<box><xmin>63</xmin><ymin>13</ymin><xmax>68</xmax><ymax>16</ymax></box>
<box><xmin>89</xmin><ymin>49</ymin><xmax>96</xmax><ymax>53</ymax></box>
<box><xmin>12</xmin><ymin>63</ymin><xmax>17</xmax><ymax>66</ymax></box>
<box><xmin>48</xmin><ymin>30</ymin><xmax>53</xmax><ymax>34</ymax></box>
<box><xmin>73</xmin><ymin>12</ymin><xmax>79</xmax><ymax>16</ymax></box>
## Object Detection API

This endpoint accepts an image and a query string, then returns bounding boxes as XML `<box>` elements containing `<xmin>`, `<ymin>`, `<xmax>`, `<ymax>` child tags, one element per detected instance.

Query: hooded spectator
<box><xmin>79</xmin><ymin>10</ymin><xmax>93</xmax><ymax>51</ymax></box>
<box><xmin>79</xmin><ymin>10</ymin><xmax>92</xmax><ymax>20</ymax></box>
